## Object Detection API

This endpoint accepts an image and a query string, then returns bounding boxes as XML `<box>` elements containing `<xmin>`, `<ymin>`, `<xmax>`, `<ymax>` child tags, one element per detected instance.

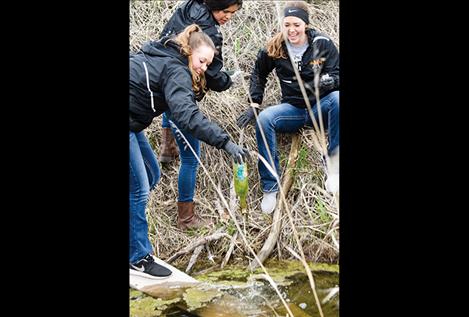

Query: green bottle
<box><xmin>233</xmin><ymin>162</ymin><xmax>248</xmax><ymax>210</ymax></box>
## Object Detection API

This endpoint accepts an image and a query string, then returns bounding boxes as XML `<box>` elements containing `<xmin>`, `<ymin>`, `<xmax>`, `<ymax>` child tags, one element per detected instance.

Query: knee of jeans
<box><xmin>180</xmin><ymin>154</ymin><xmax>199</xmax><ymax>167</ymax></box>
<box><xmin>149</xmin><ymin>179</ymin><xmax>158</xmax><ymax>191</ymax></box>
<box><xmin>330</xmin><ymin>91</ymin><xmax>340</xmax><ymax>106</ymax></box>
<box><xmin>133</xmin><ymin>182</ymin><xmax>151</xmax><ymax>200</ymax></box>
<box><xmin>256</xmin><ymin>110</ymin><xmax>272</xmax><ymax>130</ymax></box>
<box><xmin>148</xmin><ymin>171</ymin><xmax>160</xmax><ymax>191</ymax></box>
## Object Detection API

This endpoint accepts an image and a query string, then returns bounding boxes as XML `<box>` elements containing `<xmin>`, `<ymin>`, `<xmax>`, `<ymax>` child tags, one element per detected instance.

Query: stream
<box><xmin>130</xmin><ymin>260</ymin><xmax>339</xmax><ymax>317</ymax></box>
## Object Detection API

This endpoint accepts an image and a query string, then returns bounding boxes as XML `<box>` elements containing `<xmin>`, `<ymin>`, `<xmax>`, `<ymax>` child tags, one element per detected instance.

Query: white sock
<box><xmin>261</xmin><ymin>191</ymin><xmax>278</xmax><ymax>214</ymax></box>
<box><xmin>325</xmin><ymin>148</ymin><xmax>339</xmax><ymax>194</ymax></box>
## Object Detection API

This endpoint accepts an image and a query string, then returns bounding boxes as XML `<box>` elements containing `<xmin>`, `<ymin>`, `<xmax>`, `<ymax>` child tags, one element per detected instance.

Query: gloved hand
<box><xmin>230</xmin><ymin>70</ymin><xmax>242</xmax><ymax>81</ymax></box>
<box><xmin>225</xmin><ymin>70</ymin><xmax>243</xmax><ymax>84</ymax></box>
<box><xmin>194</xmin><ymin>89</ymin><xmax>206</xmax><ymax>102</ymax></box>
<box><xmin>223</xmin><ymin>141</ymin><xmax>249</xmax><ymax>164</ymax></box>
<box><xmin>319</xmin><ymin>73</ymin><xmax>335</xmax><ymax>91</ymax></box>
<box><xmin>236</xmin><ymin>104</ymin><xmax>260</xmax><ymax>128</ymax></box>
<box><xmin>173</xmin><ymin>128</ymin><xmax>188</xmax><ymax>149</ymax></box>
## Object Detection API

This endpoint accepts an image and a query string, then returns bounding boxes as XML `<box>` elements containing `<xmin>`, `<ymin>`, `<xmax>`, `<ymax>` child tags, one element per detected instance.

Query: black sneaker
<box><xmin>129</xmin><ymin>254</ymin><xmax>172</xmax><ymax>279</ymax></box>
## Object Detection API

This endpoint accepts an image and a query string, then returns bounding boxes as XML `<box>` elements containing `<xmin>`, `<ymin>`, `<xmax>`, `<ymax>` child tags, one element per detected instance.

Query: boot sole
<box><xmin>129</xmin><ymin>268</ymin><xmax>172</xmax><ymax>279</ymax></box>
<box><xmin>177</xmin><ymin>222</ymin><xmax>213</xmax><ymax>230</ymax></box>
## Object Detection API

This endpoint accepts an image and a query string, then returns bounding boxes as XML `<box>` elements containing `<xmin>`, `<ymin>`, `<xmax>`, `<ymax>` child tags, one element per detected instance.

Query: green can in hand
<box><xmin>233</xmin><ymin>162</ymin><xmax>248</xmax><ymax>210</ymax></box>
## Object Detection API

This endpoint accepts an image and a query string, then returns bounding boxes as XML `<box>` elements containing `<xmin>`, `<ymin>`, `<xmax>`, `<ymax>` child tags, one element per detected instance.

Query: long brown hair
<box><xmin>266</xmin><ymin>1</ymin><xmax>310</xmax><ymax>59</ymax></box>
<box><xmin>173</xmin><ymin>24</ymin><xmax>217</xmax><ymax>98</ymax></box>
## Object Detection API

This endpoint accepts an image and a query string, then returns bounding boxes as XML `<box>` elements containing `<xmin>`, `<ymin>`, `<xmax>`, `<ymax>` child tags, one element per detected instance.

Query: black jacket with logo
<box><xmin>250</xmin><ymin>29</ymin><xmax>339</xmax><ymax>108</ymax></box>
<box><xmin>160</xmin><ymin>0</ymin><xmax>232</xmax><ymax>92</ymax></box>
<box><xmin>129</xmin><ymin>39</ymin><xmax>230</xmax><ymax>149</ymax></box>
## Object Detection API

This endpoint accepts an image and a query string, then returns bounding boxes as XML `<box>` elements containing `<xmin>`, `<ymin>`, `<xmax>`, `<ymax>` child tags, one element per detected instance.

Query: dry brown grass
<box><xmin>130</xmin><ymin>0</ymin><xmax>340</xmax><ymax>269</ymax></box>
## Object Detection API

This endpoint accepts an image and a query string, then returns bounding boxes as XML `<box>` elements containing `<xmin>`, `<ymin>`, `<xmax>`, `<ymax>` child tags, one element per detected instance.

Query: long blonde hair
<box><xmin>266</xmin><ymin>1</ymin><xmax>310</xmax><ymax>59</ymax></box>
<box><xmin>173</xmin><ymin>24</ymin><xmax>217</xmax><ymax>98</ymax></box>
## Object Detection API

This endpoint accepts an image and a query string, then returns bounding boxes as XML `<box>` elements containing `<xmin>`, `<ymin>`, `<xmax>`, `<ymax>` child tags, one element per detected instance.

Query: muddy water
<box><xmin>130</xmin><ymin>260</ymin><xmax>339</xmax><ymax>317</ymax></box>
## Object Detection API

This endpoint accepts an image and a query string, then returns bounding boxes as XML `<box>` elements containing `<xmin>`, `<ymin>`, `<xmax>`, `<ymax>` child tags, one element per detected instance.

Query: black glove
<box><xmin>194</xmin><ymin>89</ymin><xmax>206</xmax><ymax>101</ymax></box>
<box><xmin>223</xmin><ymin>141</ymin><xmax>249</xmax><ymax>164</ymax></box>
<box><xmin>236</xmin><ymin>107</ymin><xmax>259</xmax><ymax>128</ymax></box>
<box><xmin>319</xmin><ymin>74</ymin><xmax>335</xmax><ymax>91</ymax></box>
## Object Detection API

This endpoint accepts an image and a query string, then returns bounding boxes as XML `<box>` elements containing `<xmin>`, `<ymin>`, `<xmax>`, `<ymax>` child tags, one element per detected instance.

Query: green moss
<box><xmin>265</xmin><ymin>259</ymin><xmax>338</xmax><ymax>273</ymax></box>
<box><xmin>130</xmin><ymin>289</ymin><xmax>144</xmax><ymax>299</ymax></box>
<box><xmin>252</xmin><ymin>260</ymin><xmax>338</xmax><ymax>286</ymax></box>
<box><xmin>195</xmin><ymin>261</ymin><xmax>337</xmax><ymax>287</ymax></box>
<box><xmin>207</xmin><ymin>279</ymin><xmax>248</xmax><ymax>288</ymax></box>
<box><xmin>183</xmin><ymin>287</ymin><xmax>222</xmax><ymax>311</ymax></box>
<box><xmin>310</xmin><ymin>262</ymin><xmax>339</xmax><ymax>273</ymax></box>
<box><xmin>129</xmin><ymin>296</ymin><xmax>181</xmax><ymax>317</ymax></box>
<box><xmin>196</xmin><ymin>266</ymin><xmax>251</xmax><ymax>282</ymax></box>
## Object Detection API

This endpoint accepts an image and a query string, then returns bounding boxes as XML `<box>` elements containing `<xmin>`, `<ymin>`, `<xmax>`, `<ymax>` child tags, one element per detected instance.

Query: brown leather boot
<box><xmin>177</xmin><ymin>201</ymin><xmax>213</xmax><ymax>230</ymax></box>
<box><xmin>159</xmin><ymin>127</ymin><xmax>179</xmax><ymax>163</ymax></box>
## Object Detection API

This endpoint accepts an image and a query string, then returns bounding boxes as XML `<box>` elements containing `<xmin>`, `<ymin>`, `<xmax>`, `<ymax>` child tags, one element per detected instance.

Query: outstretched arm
<box><xmin>162</xmin><ymin>65</ymin><xmax>230</xmax><ymax>149</ymax></box>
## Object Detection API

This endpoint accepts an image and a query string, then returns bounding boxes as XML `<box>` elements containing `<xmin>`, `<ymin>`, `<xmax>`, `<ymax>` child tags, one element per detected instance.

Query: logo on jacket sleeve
<box><xmin>309</xmin><ymin>58</ymin><xmax>326</xmax><ymax>72</ymax></box>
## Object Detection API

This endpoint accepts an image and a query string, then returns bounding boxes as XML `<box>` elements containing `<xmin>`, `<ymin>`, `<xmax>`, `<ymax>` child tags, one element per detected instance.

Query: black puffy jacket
<box><xmin>129</xmin><ymin>39</ymin><xmax>230</xmax><ymax>149</ymax></box>
<box><xmin>250</xmin><ymin>29</ymin><xmax>339</xmax><ymax>108</ymax></box>
<box><xmin>160</xmin><ymin>0</ymin><xmax>232</xmax><ymax>92</ymax></box>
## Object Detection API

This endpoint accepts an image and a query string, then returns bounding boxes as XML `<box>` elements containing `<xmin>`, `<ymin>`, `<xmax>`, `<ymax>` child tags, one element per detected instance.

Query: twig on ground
<box><xmin>221</xmin><ymin>231</ymin><xmax>239</xmax><ymax>268</ymax></box>
<box><xmin>167</xmin><ymin>229</ymin><xmax>230</xmax><ymax>263</ymax></box>
<box><xmin>186</xmin><ymin>245</ymin><xmax>204</xmax><ymax>274</ymax></box>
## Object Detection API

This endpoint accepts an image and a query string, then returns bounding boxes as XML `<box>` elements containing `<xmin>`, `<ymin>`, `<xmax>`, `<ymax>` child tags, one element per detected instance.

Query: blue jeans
<box><xmin>256</xmin><ymin>91</ymin><xmax>339</xmax><ymax>192</ymax></box>
<box><xmin>129</xmin><ymin>131</ymin><xmax>160</xmax><ymax>263</ymax></box>
<box><xmin>162</xmin><ymin>112</ymin><xmax>170</xmax><ymax>128</ymax></box>
<box><xmin>166</xmin><ymin>112</ymin><xmax>200</xmax><ymax>202</ymax></box>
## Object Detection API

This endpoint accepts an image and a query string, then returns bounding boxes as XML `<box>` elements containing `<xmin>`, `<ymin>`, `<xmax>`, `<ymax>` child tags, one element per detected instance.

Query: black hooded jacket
<box><xmin>129</xmin><ymin>39</ymin><xmax>230</xmax><ymax>149</ymax></box>
<box><xmin>160</xmin><ymin>0</ymin><xmax>232</xmax><ymax>92</ymax></box>
<box><xmin>250</xmin><ymin>29</ymin><xmax>339</xmax><ymax>108</ymax></box>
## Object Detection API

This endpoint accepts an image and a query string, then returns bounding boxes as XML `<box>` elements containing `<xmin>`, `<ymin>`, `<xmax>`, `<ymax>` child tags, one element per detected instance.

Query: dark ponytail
<box><xmin>204</xmin><ymin>0</ymin><xmax>242</xmax><ymax>11</ymax></box>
